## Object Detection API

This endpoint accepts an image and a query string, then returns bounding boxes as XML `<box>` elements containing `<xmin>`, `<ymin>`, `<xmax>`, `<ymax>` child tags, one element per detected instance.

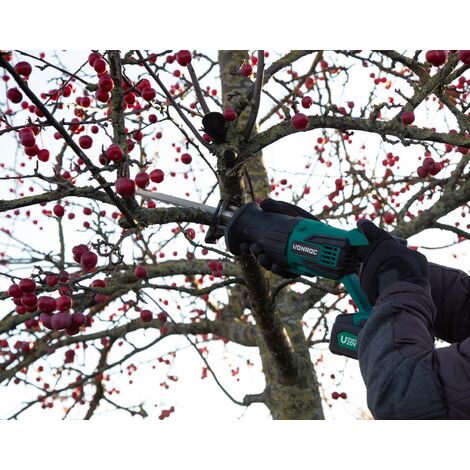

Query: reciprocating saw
<box><xmin>136</xmin><ymin>189</ymin><xmax>407</xmax><ymax>359</ymax></box>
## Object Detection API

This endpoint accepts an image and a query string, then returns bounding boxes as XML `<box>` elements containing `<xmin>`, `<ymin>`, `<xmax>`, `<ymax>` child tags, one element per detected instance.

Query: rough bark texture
<box><xmin>218</xmin><ymin>50</ymin><xmax>324</xmax><ymax>419</ymax></box>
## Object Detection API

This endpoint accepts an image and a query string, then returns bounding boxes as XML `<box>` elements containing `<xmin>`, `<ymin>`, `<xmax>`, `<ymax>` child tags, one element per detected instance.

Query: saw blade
<box><xmin>135</xmin><ymin>188</ymin><xmax>218</xmax><ymax>216</ymax></box>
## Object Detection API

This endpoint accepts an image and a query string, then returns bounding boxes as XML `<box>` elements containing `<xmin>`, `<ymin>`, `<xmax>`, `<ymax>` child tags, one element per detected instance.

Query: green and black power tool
<box><xmin>136</xmin><ymin>189</ymin><xmax>406</xmax><ymax>359</ymax></box>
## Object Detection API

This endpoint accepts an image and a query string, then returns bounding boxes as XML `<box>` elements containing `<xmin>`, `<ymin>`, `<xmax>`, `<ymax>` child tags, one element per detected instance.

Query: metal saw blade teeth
<box><xmin>135</xmin><ymin>188</ymin><xmax>217</xmax><ymax>216</ymax></box>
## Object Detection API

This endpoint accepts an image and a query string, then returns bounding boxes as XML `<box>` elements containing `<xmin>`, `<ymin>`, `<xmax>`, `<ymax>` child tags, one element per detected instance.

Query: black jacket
<box><xmin>358</xmin><ymin>262</ymin><xmax>470</xmax><ymax>419</ymax></box>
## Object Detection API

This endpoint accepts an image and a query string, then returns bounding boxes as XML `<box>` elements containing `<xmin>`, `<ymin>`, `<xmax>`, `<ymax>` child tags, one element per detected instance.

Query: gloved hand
<box><xmin>225</xmin><ymin>198</ymin><xmax>318</xmax><ymax>278</ymax></box>
<box><xmin>357</xmin><ymin>219</ymin><xmax>430</xmax><ymax>305</ymax></box>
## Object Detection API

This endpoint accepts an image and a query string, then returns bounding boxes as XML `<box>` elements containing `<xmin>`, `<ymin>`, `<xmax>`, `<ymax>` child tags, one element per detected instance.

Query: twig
<box><xmin>243</xmin><ymin>50</ymin><xmax>265</xmax><ymax>140</ymax></box>
<box><xmin>187</xmin><ymin>62</ymin><xmax>210</xmax><ymax>114</ymax></box>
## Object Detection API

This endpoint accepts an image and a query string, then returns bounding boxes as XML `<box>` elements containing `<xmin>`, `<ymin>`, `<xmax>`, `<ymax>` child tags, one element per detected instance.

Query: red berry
<box><xmin>176</xmin><ymin>50</ymin><xmax>192</xmax><ymax>67</ymax></box>
<box><xmin>301</xmin><ymin>96</ymin><xmax>313</xmax><ymax>109</ymax></box>
<box><xmin>21</xmin><ymin>293</ymin><xmax>38</xmax><ymax>308</ymax></box>
<box><xmin>305</xmin><ymin>76</ymin><xmax>315</xmax><ymax>89</ymax></box>
<box><xmin>51</xmin><ymin>311</ymin><xmax>72</xmax><ymax>330</ymax></box>
<box><xmin>239</xmin><ymin>63</ymin><xmax>253</xmax><ymax>77</ymax></box>
<box><xmin>291</xmin><ymin>113</ymin><xmax>309</xmax><ymax>131</ymax></box>
<box><xmin>93</xmin><ymin>58</ymin><xmax>107</xmax><ymax>74</ymax></box>
<box><xmin>15</xmin><ymin>61</ymin><xmax>32</xmax><ymax>77</ymax></box>
<box><xmin>58</xmin><ymin>270</ymin><xmax>70</xmax><ymax>283</ymax></box>
<box><xmin>106</xmin><ymin>144</ymin><xmax>124</xmax><ymax>162</ymax></box>
<box><xmin>149</xmin><ymin>114</ymin><xmax>158</xmax><ymax>124</ymax></box>
<box><xmin>78</xmin><ymin>135</ymin><xmax>93</xmax><ymax>149</ymax></box>
<box><xmin>134</xmin><ymin>266</ymin><xmax>148</xmax><ymax>279</ymax></box>
<box><xmin>80</xmin><ymin>251</ymin><xmax>98</xmax><ymax>271</ymax></box>
<box><xmin>331</xmin><ymin>391</ymin><xmax>340</xmax><ymax>400</ymax></box>
<box><xmin>37</xmin><ymin>149</ymin><xmax>50</xmax><ymax>162</ymax></box>
<box><xmin>53</xmin><ymin>204</ymin><xmax>65</xmax><ymax>218</ymax></box>
<box><xmin>458</xmin><ymin>50</ymin><xmax>470</xmax><ymax>65</ymax></box>
<box><xmin>422</xmin><ymin>157</ymin><xmax>435</xmax><ymax>172</ymax></box>
<box><xmin>8</xmin><ymin>284</ymin><xmax>22</xmax><ymax>297</ymax></box>
<box><xmin>181</xmin><ymin>153</ymin><xmax>192</xmax><ymax>164</ymax></box>
<box><xmin>135</xmin><ymin>172</ymin><xmax>150</xmax><ymax>189</ymax></box>
<box><xmin>137</xmin><ymin>79</ymin><xmax>151</xmax><ymax>91</ymax></box>
<box><xmin>88</xmin><ymin>52</ymin><xmax>102</xmax><ymax>67</ymax></box>
<box><xmin>140</xmin><ymin>309</ymin><xmax>153</xmax><ymax>322</ymax></box>
<box><xmin>157</xmin><ymin>311</ymin><xmax>168</xmax><ymax>323</ymax></box>
<box><xmin>64</xmin><ymin>350</ymin><xmax>75</xmax><ymax>363</ymax></box>
<box><xmin>185</xmin><ymin>228</ymin><xmax>196</xmax><ymax>240</ymax></box>
<box><xmin>95</xmin><ymin>88</ymin><xmax>109</xmax><ymax>103</ymax></box>
<box><xmin>81</xmin><ymin>96</ymin><xmax>91</xmax><ymax>108</ymax></box>
<box><xmin>56</xmin><ymin>295</ymin><xmax>72</xmax><ymax>311</ymax></box>
<box><xmin>150</xmin><ymin>169</ymin><xmax>164</xmax><ymax>183</ymax></box>
<box><xmin>98</xmin><ymin>75</ymin><xmax>114</xmax><ymax>92</ymax></box>
<box><xmin>38</xmin><ymin>296</ymin><xmax>57</xmax><ymax>314</ymax></box>
<box><xmin>429</xmin><ymin>162</ymin><xmax>442</xmax><ymax>176</ymax></box>
<box><xmin>20</xmin><ymin>132</ymin><xmax>36</xmax><ymax>148</ymax></box>
<box><xmin>7</xmin><ymin>88</ymin><xmax>23</xmax><ymax>104</ymax></box>
<box><xmin>46</xmin><ymin>275</ymin><xmax>59</xmax><ymax>287</ymax></box>
<box><xmin>71</xmin><ymin>312</ymin><xmax>86</xmax><ymax>327</ymax></box>
<box><xmin>400</xmin><ymin>111</ymin><xmax>415</xmax><ymax>125</ymax></box>
<box><xmin>384</xmin><ymin>212</ymin><xmax>395</xmax><ymax>224</ymax></box>
<box><xmin>425</xmin><ymin>50</ymin><xmax>447</xmax><ymax>67</ymax></box>
<box><xmin>115</xmin><ymin>177</ymin><xmax>135</xmax><ymax>198</ymax></box>
<box><xmin>141</xmin><ymin>87</ymin><xmax>156</xmax><ymax>101</ymax></box>
<box><xmin>90</xmin><ymin>279</ymin><xmax>107</xmax><ymax>289</ymax></box>
<box><xmin>223</xmin><ymin>107</ymin><xmax>237</xmax><ymax>121</ymax></box>
<box><xmin>40</xmin><ymin>313</ymin><xmax>53</xmax><ymax>329</ymax></box>
<box><xmin>72</xmin><ymin>244</ymin><xmax>89</xmax><ymax>263</ymax></box>
<box><xmin>417</xmin><ymin>166</ymin><xmax>428</xmax><ymax>178</ymax></box>
<box><xmin>340</xmin><ymin>392</ymin><xmax>347</xmax><ymax>399</ymax></box>
<box><xmin>62</xmin><ymin>85</ymin><xmax>72</xmax><ymax>97</ymax></box>
<box><xmin>24</xmin><ymin>145</ymin><xmax>39</xmax><ymax>157</ymax></box>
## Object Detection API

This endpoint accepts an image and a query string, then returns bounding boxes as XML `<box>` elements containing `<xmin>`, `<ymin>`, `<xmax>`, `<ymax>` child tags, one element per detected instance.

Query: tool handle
<box><xmin>224</xmin><ymin>202</ymin><xmax>300</xmax><ymax>266</ymax></box>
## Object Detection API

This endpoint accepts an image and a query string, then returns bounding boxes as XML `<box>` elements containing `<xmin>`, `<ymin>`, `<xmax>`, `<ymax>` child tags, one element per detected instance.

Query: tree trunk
<box><xmin>218</xmin><ymin>50</ymin><xmax>324</xmax><ymax>419</ymax></box>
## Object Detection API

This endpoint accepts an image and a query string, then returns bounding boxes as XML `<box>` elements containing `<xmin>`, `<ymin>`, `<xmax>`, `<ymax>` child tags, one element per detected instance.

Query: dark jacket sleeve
<box><xmin>358</xmin><ymin>280</ymin><xmax>470</xmax><ymax>419</ymax></box>
<box><xmin>429</xmin><ymin>262</ymin><xmax>470</xmax><ymax>343</ymax></box>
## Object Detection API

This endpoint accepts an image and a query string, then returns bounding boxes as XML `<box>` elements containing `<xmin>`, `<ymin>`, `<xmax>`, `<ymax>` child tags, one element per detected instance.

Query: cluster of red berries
<box><xmin>425</xmin><ymin>50</ymin><xmax>470</xmax><ymax>67</ymax></box>
<box><xmin>7</xmin><ymin>278</ymin><xmax>86</xmax><ymax>336</ymax></box>
<box><xmin>207</xmin><ymin>260</ymin><xmax>224</xmax><ymax>277</ymax></box>
<box><xmin>115</xmin><ymin>168</ymin><xmax>165</xmax><ymax>198</ymax></box>
<box><xmin>138</xmin><ymin>309</ymin><xmax>167</xmax><ymax>324</ymax></box>
<box><xmin>417</xmin><ymin>156</ymin><xmax>442</xmax><ymax>178</ymax></box>
<box><xmin>6</xmin><ymin>62</ymin><xmax>32</xmax><ymax>103</ymax></box>
<box><xmin>87</xmin><ymin>52</ymin><xmax>112</xmax><ymax>104</ymax></box>
<box><xmin>17</xmin><ymin>126</ymin><xmax>49</xmax><ymax>161</ymax></box>
<box><xmin>135</xmin><ymin>78</ymin><xmax>156</xmax><ymax>102</ymax></box>
<box><xmin>72</xmin><ymin>244</ymin><xmax>98</xmax><ymax>271</ymax></box>
<box><xmin>158</xmin><ymin>406</ymin><xmax>175</xmax><ymax>420</ymax></box>
<box><xmin>331</xmin><ymin>391</ymin><xmax>347</xmax><ymax>400</ymax></box>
